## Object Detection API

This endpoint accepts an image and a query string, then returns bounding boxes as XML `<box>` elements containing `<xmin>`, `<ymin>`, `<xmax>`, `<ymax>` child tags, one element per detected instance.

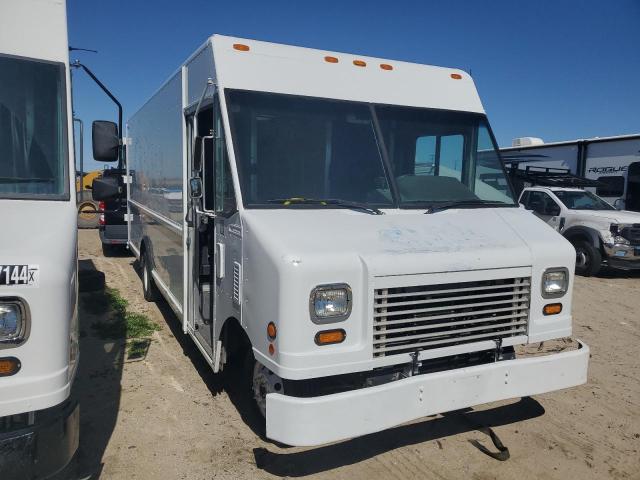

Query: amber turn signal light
<box><xmin>324</xmin><ymin>56</ymin><xmax>339</xmax><ymax>63</ymax></box>
<box><xmin>315</xmin><ymin>329</ymin><xmax>346</xmax><ymax>346</ymax></box>
<box><xmin>233</xmin><ymin>43</ymin><xmax>250</xmax><ymax>51</ymax></box>
<box><xmin>450</xmin><ymin>73</ymin><xmax>462</xmax><ymax>79</ymax></box>
<box><xmin>353</xmin><ymin>59</ymin><xmax>367</xmax><ymax>67</ymax></box>
<box><xmin>267</xmin><ymin>322</ymin><xmax>277</xmax><ymax>340</ymax></box>
<box><xmin>543</xmin><ymin>303</ymin><xmax>563</xmax><ymax>316</ymax></box>
<box><xmin>380</xmin><ymin>63</ymin><xmax>393</xmax><ymax>71</ymax></box>
<box><xmin>0</xmin><ymin>357</ymin><xmax>21</xmax><ymax>377</ymax></box>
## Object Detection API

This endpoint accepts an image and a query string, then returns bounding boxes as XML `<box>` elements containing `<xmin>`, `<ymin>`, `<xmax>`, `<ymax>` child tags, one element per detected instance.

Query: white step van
<box><xmin>92</xmin><ymin>35</ymin><xmax>589</xmax><ymax>446</ymax></box>
<box><xmin>0</xmin><ymin>0</ymin><xmax>79</xmax><ymax>476</ymax></box>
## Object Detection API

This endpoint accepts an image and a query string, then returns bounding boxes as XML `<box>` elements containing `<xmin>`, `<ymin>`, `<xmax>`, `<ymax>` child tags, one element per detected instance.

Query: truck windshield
<box><xmin>226</xmin><ymin>89</ymin><xmax>515</xmax><ymax>209</ymax></box>
<box><xmin>0</xmin><ymin>55</ymin><xmax>68</xmax><ymax>199</ymax></box>
<box><xmin>554</xmin><ymin>190</ymin><xmax>615</xmax><ymax>210</ymax></box>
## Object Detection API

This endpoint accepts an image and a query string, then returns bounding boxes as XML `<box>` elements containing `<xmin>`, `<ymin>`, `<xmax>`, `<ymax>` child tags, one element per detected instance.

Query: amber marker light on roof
<box><xmin>233</xmin><ymin>43</ymin><xmax>250</xmax><ymax>51</ymax></box>
<box><xmin>450</xmin><ymin>73</ymin><xmax>462</xmax><ymax>79</ymax></box>
<box><xmin>380</xmin><ymin>63</ymin><xmax>393</xmax><ymax>71</ymax></box>
<box><xmin>324</xmin><ymin>56</ymin><xmax>339</xmax><ymax>63</ymax></box>
<box><xmin>353</xmin><ymin>59</ymin><xmax>367</xmax><ymax>67</ymax></box>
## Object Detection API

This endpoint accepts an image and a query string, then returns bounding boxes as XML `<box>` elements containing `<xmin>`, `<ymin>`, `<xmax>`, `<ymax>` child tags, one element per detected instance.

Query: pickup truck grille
<box><xmin>620</xmin><ymin>224</ymin><xmax>640</xmax><ymax>244</ymax></box>
<box><xmin>373</xmin><ymin>277</ymin><xmax>530</xmax><ymax>357</ymax></box>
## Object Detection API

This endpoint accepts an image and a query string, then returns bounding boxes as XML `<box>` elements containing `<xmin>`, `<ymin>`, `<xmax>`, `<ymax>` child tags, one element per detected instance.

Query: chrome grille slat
<box><xmin>374</xmin><ymin>306</ymin><xmax>527</xmax><ymax>326</ymax></box>
<box><xmin>374</xmin><ymin>288</ymin><xmax>530</xmax><ymax>309</ymax></box>
<box><xmin>374</xmin><ymin>329</ymin><xmax>528</xmax><ymax>353</ymax></box>
<box><xmin>373</xmin><ymin>276</ymin><xmax>531</xmax><ymax>357</ymax></box>
<box><xmin>374</xmin><ymin>312</ymin><xmax>528</xmax><ymax>334</ymax></box>
<box><xmin>373</xmin><ymin>320</ymin><xmax>528</xmax><ymax>345</ymax></box>
<box><xmin>374</xmin><ymin>298</ymin><xmax>527</xmax><ymax>318</ymax></box>
<box><xmin>374</xmin><ymin>280</ymin><xmax>531</xmax><ymax>299</ymax></box>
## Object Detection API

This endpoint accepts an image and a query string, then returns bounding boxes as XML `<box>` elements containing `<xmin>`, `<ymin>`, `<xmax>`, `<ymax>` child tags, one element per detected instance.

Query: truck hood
<box><xmin>241</xmin><ymin>207</ymin><xmax>570</xmax><ymax>276</ymax></box>
<box><xmin>568</xmin><ymin>209</ymin><xmax>640</xmax><ymax>224</ymax></box>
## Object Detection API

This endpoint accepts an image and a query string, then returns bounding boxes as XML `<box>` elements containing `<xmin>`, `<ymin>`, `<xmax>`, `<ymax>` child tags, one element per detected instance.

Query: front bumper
<box><xmin>0</xmin><ymin>399</ymin><xmax>79</xmax><ymax>479</ymax></box>
<box><xmin>99</xmin><ymin>224</ymin><xmax>128</xmax><ymax>245</ymax></box>
<box><xmin>603</xmin><ymin>243</ymin><xmax>640</xmax><ymax>270</ymax></box>
<box><xmin>266</xmin><ymin>340</ymin><xmax>589</xmax><ymax>446</ymax></box>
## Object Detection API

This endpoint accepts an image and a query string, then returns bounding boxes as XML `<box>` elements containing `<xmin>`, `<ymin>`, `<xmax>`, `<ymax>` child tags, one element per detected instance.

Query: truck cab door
<box><xmin>185</xmin><ymin>103</ymin><xmax>217</xmax><ymax>361</ymax></box>
<box><xmin>526</xmin><ymin>191</ymin><xmax>563</xmax><ymax>231</ymax></box>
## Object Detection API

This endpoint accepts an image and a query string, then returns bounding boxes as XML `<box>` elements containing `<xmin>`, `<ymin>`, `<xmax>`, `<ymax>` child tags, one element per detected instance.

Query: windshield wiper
<box><xmin>266</xmin><ymin>197</ymin><xmax>384</xmax><ymax>215</ymax></box>
<box><xmin>424</xmin><ymin>199</ymin><xmax>513</xmax><ymax>214</ymax></box>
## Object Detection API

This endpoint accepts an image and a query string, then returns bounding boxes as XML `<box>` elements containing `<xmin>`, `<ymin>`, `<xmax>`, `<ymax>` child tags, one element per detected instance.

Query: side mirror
<box><xmin>91</xmin><ymin>176</ymin><xmax>120</xmax><ymax>201</ymax></box>
<box><xmin>92</xmin><ymin>120</ymin><xmax>119</xmax><ymax>162</ymax></box>
<box><xmin>190</xmin><ymin>178</ymin><xmax>203</xmax><ymax>199</ymax></box>
<box><xmin>613</xmin><ymin>198</ymin><xmax>625</xmax><ymax>210</ymax></box>
<box><xmin>193</xmin><ymin>136</ymin><xmax>203</xmax><ymax>172</ymax></box>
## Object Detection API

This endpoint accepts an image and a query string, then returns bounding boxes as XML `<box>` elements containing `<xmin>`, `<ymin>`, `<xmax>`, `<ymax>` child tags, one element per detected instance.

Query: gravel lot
<box><xmin>74</xmin><ymin>230</ymin><xmax>640</xmax><ymax>480</ymax></box>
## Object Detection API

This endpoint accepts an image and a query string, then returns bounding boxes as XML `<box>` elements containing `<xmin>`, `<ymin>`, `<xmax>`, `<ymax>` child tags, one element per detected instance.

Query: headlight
<box><xmin>309</xmin><ymin>284</ymin><xmax>352</xmax><ymax>323</ymax></box>
<box><xmin>0</xmin><ymin>299</ymin><xmax>29</xmax><ymax>346</ymax></box>
<box><xmin>541</xmin><ymin>268</ymin><xmax>568</xmax><ymax>298</ymax></box>
<box><xmin>610</xmin><ymin>224</ymin><xmax>630</xmax><ymax>245</ymax></box>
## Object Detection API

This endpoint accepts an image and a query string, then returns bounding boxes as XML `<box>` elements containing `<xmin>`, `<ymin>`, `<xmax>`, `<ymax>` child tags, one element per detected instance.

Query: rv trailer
<box><xmin>501</xmin><ymin>134</ymin><xmax>640</xmax><ymax>211</ymax></box>
<box><xmin>0</xmin><ymin>0</ymin><xmax>79</xmax><ymax>477</ymax></box>
<box><xmin>92</xmin><ymin>35</ymin><xmax>590</xmax><ymax>446</ymax></box>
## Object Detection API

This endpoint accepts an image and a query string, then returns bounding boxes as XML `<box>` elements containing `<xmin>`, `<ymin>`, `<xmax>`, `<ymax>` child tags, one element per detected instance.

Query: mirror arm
<box><xmin>72</xmin><ymin>61</ymin><xmax>123</xmax><ymax>167</ymax></box>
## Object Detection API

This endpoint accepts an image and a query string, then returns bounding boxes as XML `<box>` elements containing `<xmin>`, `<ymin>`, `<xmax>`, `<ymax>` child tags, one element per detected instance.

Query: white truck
<box><xmin>0</xmin><ymin>0</ymin><xmax>79</xmax><ymax>477</ymax></box>
<box><xmin>501</xmin><ymin>134</ymin><xmax>640</xmax><ymax>212</ymax></box>
<box><xmin>519</xmin><ymin>184</ymin><xmax>640</xmax><ymax>275</ymax></box>
<box><xmin>92</xmin><ymin>35</ymin><xmax>589</xmax><ymax>446</ymax></box>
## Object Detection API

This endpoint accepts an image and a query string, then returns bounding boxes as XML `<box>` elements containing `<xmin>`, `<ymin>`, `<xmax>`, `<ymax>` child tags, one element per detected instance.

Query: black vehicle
<box><xmin>97</xmin><ymin>168</ymin><xmax>128</xmax><ymax>256</ymax></box>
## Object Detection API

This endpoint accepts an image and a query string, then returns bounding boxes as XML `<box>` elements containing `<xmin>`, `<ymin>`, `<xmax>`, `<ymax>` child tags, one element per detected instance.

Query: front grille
<box><xmin>621</xmin><ymin>224</ymin><xmax>640</xmax><ymax>245</ymax></box>
<box><xmin>373</xmin><ymin>277</ymin><xmax>530</xmax><ymax>357</ymax></box>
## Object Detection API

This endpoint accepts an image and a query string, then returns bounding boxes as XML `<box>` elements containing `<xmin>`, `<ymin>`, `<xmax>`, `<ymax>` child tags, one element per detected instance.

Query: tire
<box><xmin>574</xmin><ymin>240</ymin><xmax>602</xmax><ymax>277</ymax></box>
<box><xmin>141</xmin><ymin>251</ymin><xmax>158</xmax><ymax>302</ymax></box>
<box><xmin>245</xmin><ymin>350</ymin><xmax>284</xmax><ymax>421</ymax></box>
<box><xmin>77</xmin><ymin>190</ymin><xmax>99</xmax><ymax>229</ymax></box>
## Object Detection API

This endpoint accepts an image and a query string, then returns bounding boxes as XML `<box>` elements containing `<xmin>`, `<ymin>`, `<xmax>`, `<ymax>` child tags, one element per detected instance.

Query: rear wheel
<box><xmin>574</xmin><ymin>240</ymin><xmax>601</xmax><ymax>276</ymax></box>
<box><xmin>141</xmin><ymin>251</ymin><xmax>158</xmax><ymax>302</ymax></box>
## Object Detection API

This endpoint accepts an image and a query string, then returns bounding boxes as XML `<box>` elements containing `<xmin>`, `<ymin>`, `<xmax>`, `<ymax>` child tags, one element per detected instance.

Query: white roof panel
<box><xmin>211</xmin><ymin>35</ymin><xmax>485</xmax><ymax>113</ymax></box>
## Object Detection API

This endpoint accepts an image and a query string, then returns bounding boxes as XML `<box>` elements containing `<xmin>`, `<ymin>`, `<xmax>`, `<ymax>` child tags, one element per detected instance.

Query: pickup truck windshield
<box><xmin>226</xmin><ymin>89</ymin><xmax>515</xmax><ymax>208</ymax></box>
<box><xmin>0</xmin><ymin>55</ymin><xmax>68</xmax><ymax>199</ymax></box>
<box><xmin>554</xmin><ymin>190</ymin><xmax>615</xmax><ymax>210</ymax></box>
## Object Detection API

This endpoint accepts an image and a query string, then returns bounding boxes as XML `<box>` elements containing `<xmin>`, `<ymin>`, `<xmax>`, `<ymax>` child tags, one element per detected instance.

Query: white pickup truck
<box><xmin>519</xmin><ymin>186</ymin><xmax>640</xmax><ymax>275</ymax></box>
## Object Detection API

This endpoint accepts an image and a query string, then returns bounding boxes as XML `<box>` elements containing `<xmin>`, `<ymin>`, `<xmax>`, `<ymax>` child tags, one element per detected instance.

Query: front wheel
<box><xmin>574</xmin><ymin>240</ymin><xmax>602</xmax><ymax>277</ymax></box>
<box><xmin>246</xmin><ymin>351</ymin><xmax>284</xmax><ymax>420</ymax></box>
<box><xmin>141</xmin><ymin>252</ymin><xmax>158</xmax><ymax>302</ymax></box>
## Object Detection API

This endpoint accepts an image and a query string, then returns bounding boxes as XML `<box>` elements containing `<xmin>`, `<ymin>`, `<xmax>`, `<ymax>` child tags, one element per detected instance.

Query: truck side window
<box><xmin>214</xmin><ymin>106</ymin><xmax>237</xmax><ymax>216</ymax></box>
<box><xmin>519</xmin><ymin>190</ymin><xmax>530</xmax><ymax>206</ymax></box>
<box><xmin>596</xmin><ymin>176</ymin><xmax>624</xmax><ymax>197</ymax></box>
<box><xmin>527</xmin><ymin>191</ymin><xmax>558</xmax><ymax>214</ymax></box>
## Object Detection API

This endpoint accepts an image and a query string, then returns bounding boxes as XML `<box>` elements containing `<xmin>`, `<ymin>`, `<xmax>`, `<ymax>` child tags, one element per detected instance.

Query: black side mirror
<box><xmin>92</xmin><ymin>120</ymin><xmax>119</xmax><ymax>162</ymax></box>
<box><xmin>92</xmin><ymin>176</ymin><xmax>120</xmax><ymax>201</ymax></box>
<box><xmin>193</xmin><ymin>136</ymin><xmax>203</xmax><ymax>172</ymax></box>
<box><xmin>190</xmin><ymin>178</ymin><xmax>203</xmax><ymax>199</ymax></box>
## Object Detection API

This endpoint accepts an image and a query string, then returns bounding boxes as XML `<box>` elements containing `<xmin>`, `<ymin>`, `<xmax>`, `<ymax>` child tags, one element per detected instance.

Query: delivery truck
<box><xmin>0</xmin><ymin>0</ymin><xmax>79</xmax><ymax>477</ymax></box>
<box><xmin>92</xmin><ymin>35</ymin><xmax>589</xmax><ymax>446</ymax></box>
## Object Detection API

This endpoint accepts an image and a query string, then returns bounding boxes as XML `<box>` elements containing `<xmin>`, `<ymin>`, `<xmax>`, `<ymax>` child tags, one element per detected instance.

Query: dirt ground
<box><xmin>73</xmin><ymin>229</ymin><xmax>640</xmax><ymax>480</ymax></box>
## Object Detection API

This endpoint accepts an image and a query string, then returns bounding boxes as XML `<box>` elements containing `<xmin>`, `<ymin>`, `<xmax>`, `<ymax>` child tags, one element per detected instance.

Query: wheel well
<box><xmin>219</xmin><ymin>317</ymin><xmax>251</xmax><ymax>362</ymax></box>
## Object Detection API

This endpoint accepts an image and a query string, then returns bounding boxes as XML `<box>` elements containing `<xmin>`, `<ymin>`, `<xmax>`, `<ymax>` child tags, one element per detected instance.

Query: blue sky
<box><xmin>68</xmin><ymin>0</ymin><xmax>640</xmax><ymax>172</ymax></box>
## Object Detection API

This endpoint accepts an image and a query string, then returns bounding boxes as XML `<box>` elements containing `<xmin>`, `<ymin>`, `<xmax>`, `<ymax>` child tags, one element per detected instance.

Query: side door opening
<box><xmin>626</xmin><ymin>162</ymin><xmax>640</xmax><ymax>212</ymax></box>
